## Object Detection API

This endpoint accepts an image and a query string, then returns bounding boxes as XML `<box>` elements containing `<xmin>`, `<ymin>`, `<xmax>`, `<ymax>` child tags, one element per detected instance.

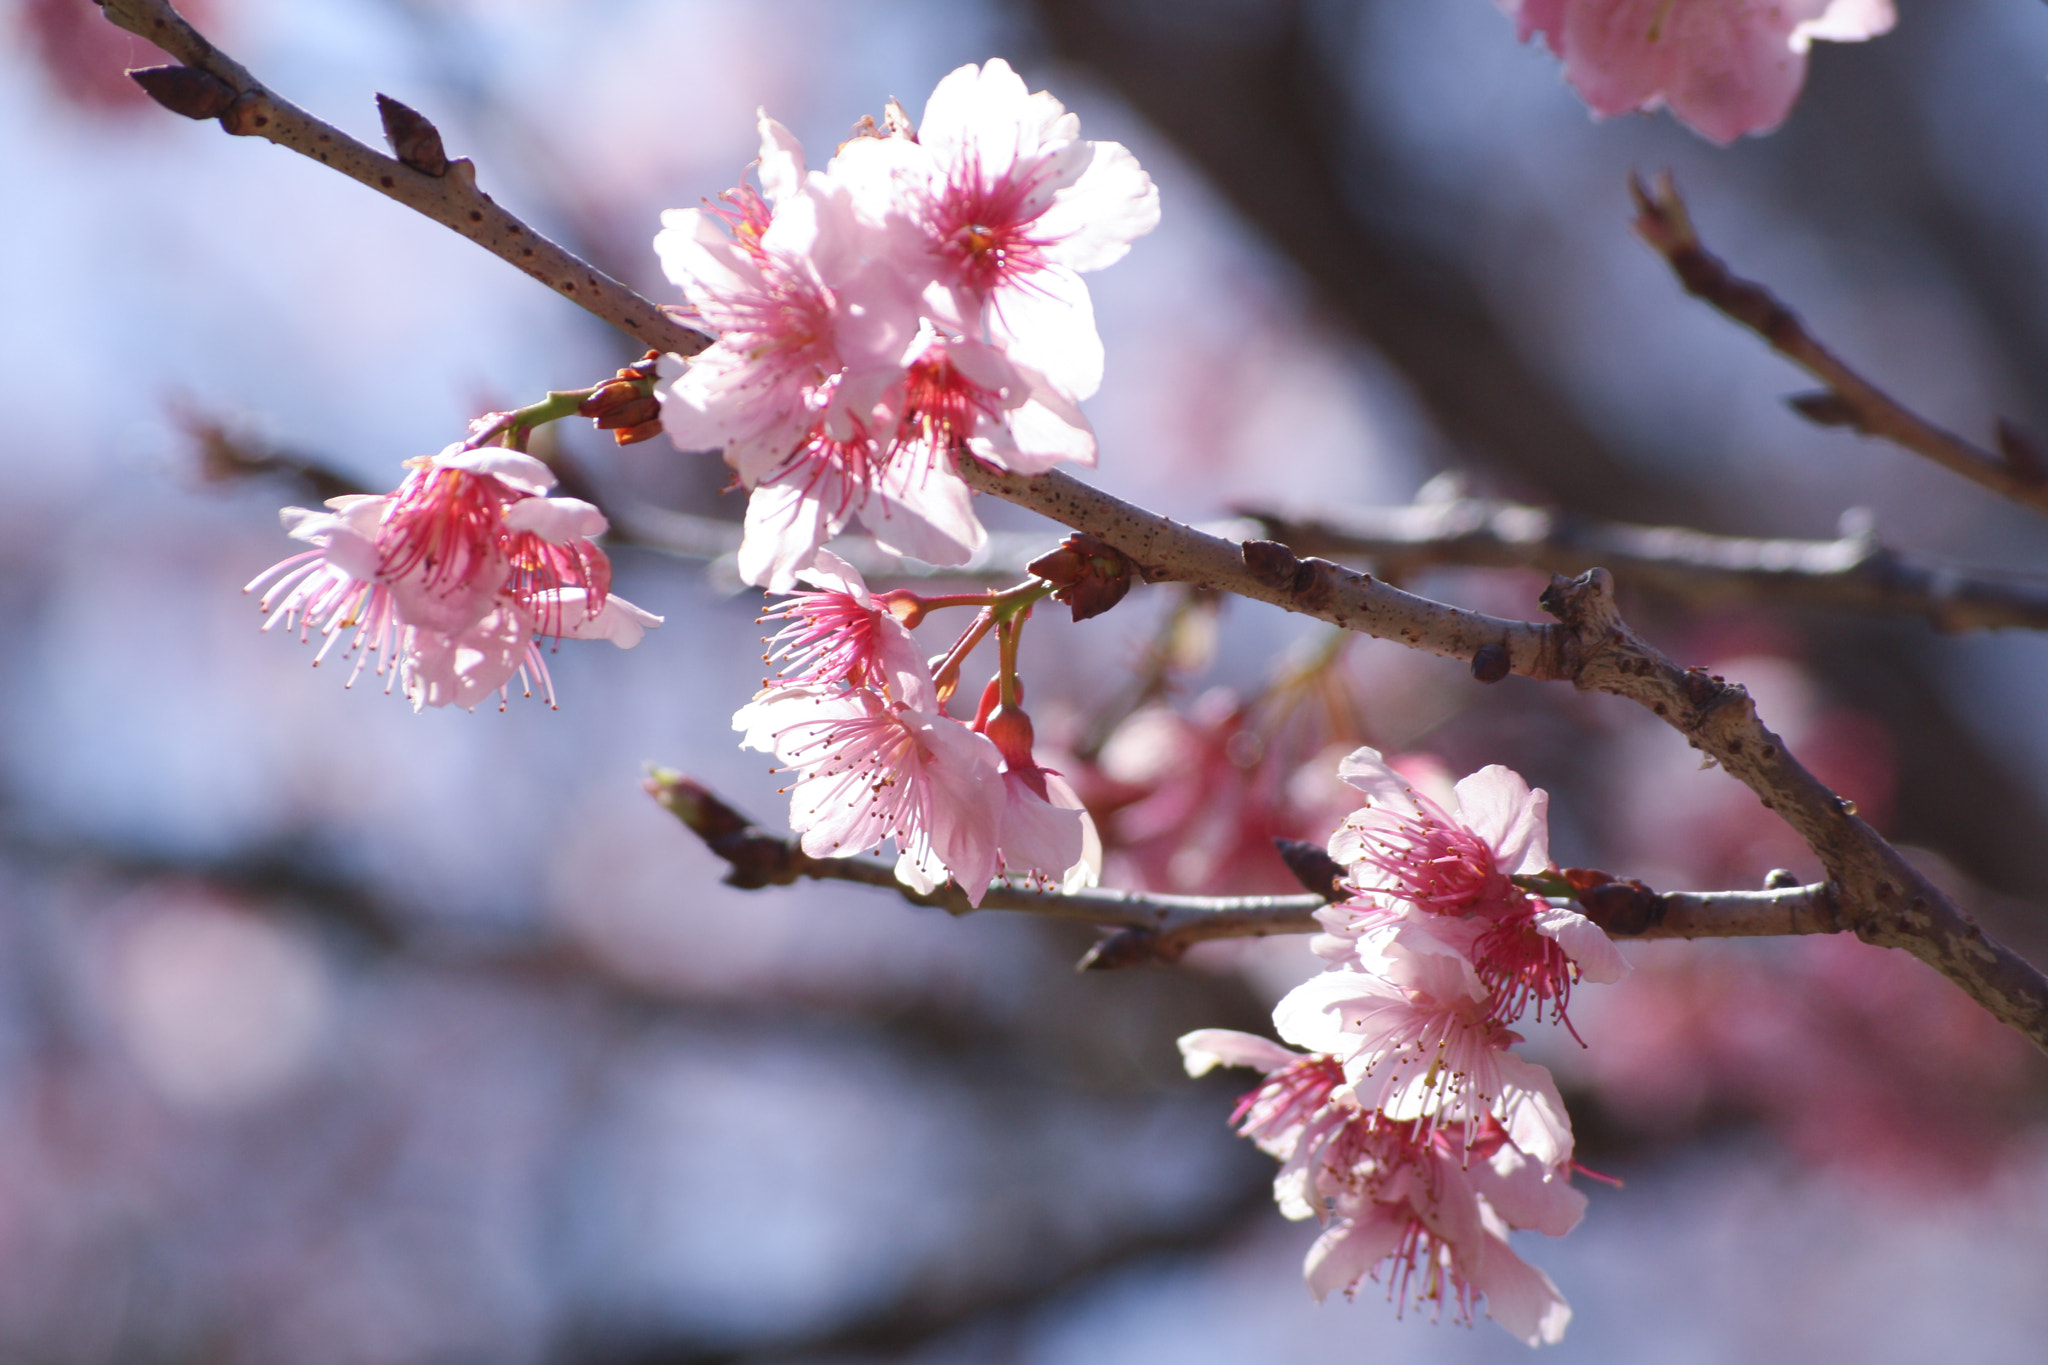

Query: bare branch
<box><xmin>1631</xmin><ymin>173</ymin><xmax>2048</xmax><ymax>515</ymax></box>
<box><xmin>1248</xmin><ymin>497</ymin><xmax>2048</xmax><ymax>632</ymax></box>
<box><xmin>96</xmin><ymin>0</ymin><xmax>709</xmax><ymax>359</ymax></box>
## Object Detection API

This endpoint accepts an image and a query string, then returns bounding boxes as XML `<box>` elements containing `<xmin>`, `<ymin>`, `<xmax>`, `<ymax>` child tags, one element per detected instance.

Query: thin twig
<box><xmin>96</xmin><ymin>0</ymin><xmax>709</xmax><ymax>359</ymax></box>
<box><xmin>1630</xmin><ymin>172</ymin><xmax>2048</xmax><ymax>516</ymax></box>
<box><xmin>646</xmin><ymin>772</ymin><xmax>1839</xmax><ymax>967</ymax></box>
<box><xmin>1247</xmin><ymin>496</ymin><xmax>2048</xmax><ymax>633</ymax></box>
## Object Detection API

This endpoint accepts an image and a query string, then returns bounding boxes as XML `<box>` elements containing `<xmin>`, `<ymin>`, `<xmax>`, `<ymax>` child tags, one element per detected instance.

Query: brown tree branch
<box><xmin>1248</xmin><ymin>496</ymin><xmax>2048</xmax><ymax>633</ymax></box>
<box><xmin>96</xmin><ymin>0</ymin><xmax>709</xmax><ymax>359</ymax></box>
<box><xmin>952</xmin><ymin>461</ymin><xmax>2048</xmax><ymax>1051</ymax></box>
<box><xmin>101</xmin><ymin>0</ymin><xmax>2048</xmax><ymax>1052</ymax></box>
<box><xmin>647</xmin><ymin>773</ymin><xmax>1840</xmax><ymax>969</ymax></box>
<box><xmin>1631</xmin><ymin>172</ymin><xmax>2048</xmax><ymax>515</ymax></box>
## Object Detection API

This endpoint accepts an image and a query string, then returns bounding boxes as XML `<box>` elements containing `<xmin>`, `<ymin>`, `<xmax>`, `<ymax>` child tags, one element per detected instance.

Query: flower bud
<box><xmin>376</xmin><ymin>93</ymin><xmax>449</xmax><ymax>177</ymax></box>
<box><xmin>1027</xmin><ymin>532</ymin><xmax>1133</xmax><ymax>622</ymax></box>
<box><xmin>128</xmin><ymin>65</ymin><xmax>235</xmax><ymax>120</ymax></box>
<box><xmin>982</xmin><ymin>704</ymin><xmax>1036</xmax><ymax>770</ymax></box>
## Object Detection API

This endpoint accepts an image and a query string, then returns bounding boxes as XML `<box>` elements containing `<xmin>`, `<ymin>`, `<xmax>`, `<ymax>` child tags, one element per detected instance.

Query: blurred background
<box><xmin>7</xmin><ymin>0</ymin><xmax>2048</xmax><ymax>1359</ymax></box>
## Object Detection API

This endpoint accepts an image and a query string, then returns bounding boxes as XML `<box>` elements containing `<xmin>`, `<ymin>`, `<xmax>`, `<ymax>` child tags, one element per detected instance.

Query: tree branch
<box><xmin>953</xmin><ymin>461</ymin><xmax>2048</xmax><ymax>1052</ymax></box>
<box><xmin>1631</xmin><ymin>172</ymin><xmax>2048</xmax><ymax>515</ymax></box>
<box><xmin>647</xmin><ymin>772</ymin><xmax>1842</xmax><ymax>971</ymax></box>
<box><xmin>1247</xmin><ymin>496</ymin><xmax>2048</xmax><ymax>632</ymax></box>
<box><xmin>96</xmin><ymin>0</ymin><xmax>709</xmax><ymax>359</ymax></box>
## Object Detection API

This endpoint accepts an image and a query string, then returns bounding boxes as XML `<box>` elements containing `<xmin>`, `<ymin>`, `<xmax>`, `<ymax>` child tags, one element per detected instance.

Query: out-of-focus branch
<box><xmin>648</xmin><ymin>772</ymin><xmax>1841</xmax><ymax>970</ymax></box>
<box><xmin>1248</xmin><ymin>497</ymin><xmax>2048</xmax><ymax>632</ymax></box>
<box><xmin>95</xmin><ymin>0</ymin><xmax>709</xmax><ymax>359</ymax></box>
<box><xmin>1631</xmin><ymin>173</ymin><xmax>2048</xmax><ymax>516</ymax></box>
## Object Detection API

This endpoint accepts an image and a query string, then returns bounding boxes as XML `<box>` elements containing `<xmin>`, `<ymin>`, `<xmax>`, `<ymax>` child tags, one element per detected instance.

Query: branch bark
<box><xmin>1248</xmin><ymin>497</ymin><xmax>2048</xmax><ymax>632</ymax></box>
<box><xmin>647</xmin><ymin>773</ymin><xmax>1841</xmax><ymax>968</ymax></box>
<box><xmin>96</xmin><ymin>0</ymin><xmax>709</xmax><ymax>359</ymax></box>
<box><xmin>1632</xmin><ymin>173</ymin><xmax>2048</xmax><ymax>516</ymax></box>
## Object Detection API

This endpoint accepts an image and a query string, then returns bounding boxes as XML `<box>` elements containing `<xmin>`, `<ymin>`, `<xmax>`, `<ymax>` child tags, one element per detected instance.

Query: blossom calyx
<box><xmin>1026</xmin><ymin>532</ymin><xmax>1133</xmax><ymax>621</ymax></box>
<box><xmin>982</xmin><ymin>703</ymin><xmax>1036</xmax><ymax>770</ymax></box>
<box><xmin>578</xmin><ymin>352</ymin><xmax>664</xmax><ymax>445</ymax></box>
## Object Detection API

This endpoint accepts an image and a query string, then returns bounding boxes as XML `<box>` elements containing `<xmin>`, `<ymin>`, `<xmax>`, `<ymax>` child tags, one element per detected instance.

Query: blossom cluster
<box><xmin>1180</xmin><ymin>749</ymin><xmax>1628</xmax><ymax>1345</ymax></box>
<box><xmin>732</xmin><ymin>552</ymin><xmax>1098</xmax><ymax>904</ymax></box>
<box><xmin>655</xmin><ymin>60</ymin><xmax>1159</xmax><ymax>593</ymax></box>
<box><xmin>248</xmin><ymin>445</ymin><xmax>659</xmax><ymax>710</ymax></box>
<box><xmin>1501</xmin><ymin>0</ymin><xmax>1896</xmax><ymax>143</ymax></box>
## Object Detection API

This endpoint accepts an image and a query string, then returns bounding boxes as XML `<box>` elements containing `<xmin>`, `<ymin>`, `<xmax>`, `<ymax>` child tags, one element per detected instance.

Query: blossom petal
<box><xmin>502</xmin><ymin>495</ymin><xmax>608</xmax><ymax>543</ymax></box>
<box><xmin>1471</xmin><ymin>1224</ymin><xmax>1572</xmax><ymax>1346</ymax></box>
<box><xmin>1531</xmin><ymin>902</ymin><xmax>1631</xmax><ymax>984</ymax></box>
<box><xmin>1176</xmin><ymin>1029</ymin><xmax>1301</xmax><ymax>1078</ymax></box>
<box><xmin>1452</xmin><ymin>764</ymin><xmax>1551</xmax><ymax>876</ymax></box>
<box><xmin>1303</xmin><ymin>1211</ymin><xmax>1404</xmax><ymax>1304</ymax></box>
<box><xmin>1035</xmin><ymin>139</ymin><xmax>1160</xmax><ymax>273</ymax></box>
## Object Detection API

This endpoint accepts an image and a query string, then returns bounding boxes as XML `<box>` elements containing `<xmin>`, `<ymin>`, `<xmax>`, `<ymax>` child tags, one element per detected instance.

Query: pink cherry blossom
<box><xmin>1325</xmin><ymin>747</ymin><xmax>1551</xmax><ymax>918</ymax></box>
<box><xmin>247</xmin><ymin>445</ymin><xmax>659</xmax><ymax>711</ymax></box>
<box><xmin>994</xmin><ymin>765</ymin><xmax>1098</xmax><ymax>892</ymax></box>
<box><xmin>758</xmin><ymin>549</ymin><xmax>930</xmax><ymax>704</ymax></box>
<box><xmin>1501</xmin><ymin>0</ymin><xmax>1896</xmax><ymax>144</ymax></box>
<box><xmin>1275</xmin><ymin>935</ymin><xmax>1576</xmax><ymax>1169</ymax></box>
<box><xmin>830</xmin><ymin>58</ymin><xmax>1160</xmax><ymax>403</ymax></box>
<box><xmin>1180</xmin><ymin>1030</ymin><xmax>1581</xmax><ymax>1345</ymax></box>
<box><xmin>733</xmin><ymin>684</ymin><xmax>1007</xmax><ymax>905</ymax></box>
<box><xmin>1315</xmin><ymin>748</ymin><xmax>1627</xmax><ymax>1026</ymax></box>
<box><xmin>656</xmin><ymin>117</ymin><xmax>944</xmax><ymax>591</ymax></box>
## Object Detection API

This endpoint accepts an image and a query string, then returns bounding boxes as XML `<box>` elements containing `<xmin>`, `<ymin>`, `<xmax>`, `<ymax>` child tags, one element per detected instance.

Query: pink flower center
<box><xmin>899</xmin><ymin>344</ymin><xmax>1004</xmax><ymax>456</ymax></box>
<box><xmin>1351</xmin><ymin>812</ymin><xmax>1505</xmax><ymax>915</ymax></box>
<box><xmin>928</xmin><ymin>153</ymin><xmax>1056</xmax><ymax>296</ymax></box>
<box><xmin>1373</xmin><ymin>1219</ymin><xmax>1475</xmax><ymax>1327</ymax></box>
<box><xmin>1232</xmin><ymin>1053</ymin><xmax>1344</xmax><ymax>1140</ymax></box>
<box><xmin>763</xmin><ymin>589</ymin><xmax>886</xmax><ymax>691</ymax></box>
<box><xmin>377</xmin><ymin>465</ymin><xmax>509</xmax><ymax>595</ymax></box>
<box><xmin>1473</xmin><ymin>905</ymin><xmax>1581</xmax><ymax>1038</ymax></box>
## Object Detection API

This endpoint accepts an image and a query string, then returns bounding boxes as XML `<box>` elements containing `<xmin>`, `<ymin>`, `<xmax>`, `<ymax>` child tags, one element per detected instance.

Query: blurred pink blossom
<box><xmin>1502</xmin><ymin>0</ymin><xmax>1896</xmax><ymax>143</ymax></box>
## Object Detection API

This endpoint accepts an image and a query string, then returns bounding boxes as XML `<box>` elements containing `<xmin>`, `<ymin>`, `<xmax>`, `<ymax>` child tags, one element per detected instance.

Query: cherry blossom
<box><xmin>1180</xmin><ymin>1030</ymin><xmax>1582</xmax><ymax>1345</ymax></box>
<box><xmin>247</xmin><ymin>445</ymin><xmax>658</xmax><ymax>711</ymax></box>
<box><xmin>830</xmin><ymin>58</ymin><xmax>1160</xmax><ymax>403</ymax></box>
<box><xmin>758</xmin><ymin>550</ymin><xmax>931</xmax><ymax>704</ymax></box>
<box><xmin>1275</xmin><ymin>932</ymin><xmax>1576</xmax><ymax>1169</ymax></box>
<box><xmin>655</xmin><ymin>117</ymin><xmax>941</xmax><ymax>591</ymax></box>
<box><xmin>1501</xmin><ymin>0</ymin><xmax>1897</xmax><ymax>143</ymax></box>
<box><xmin>733</xmin><ymin>683</ymin><xmax>1007</xmax><ymax>905</ymax></box>
<box><xmin>1315</xmin><ymin>748</ymin><xmax>1628</xmax><ymax>1027</ymax></box>
<box><xmin>981</xmin><ymin>703</ymin><xmax>1099</xmax><ymax>891</ymax></box>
